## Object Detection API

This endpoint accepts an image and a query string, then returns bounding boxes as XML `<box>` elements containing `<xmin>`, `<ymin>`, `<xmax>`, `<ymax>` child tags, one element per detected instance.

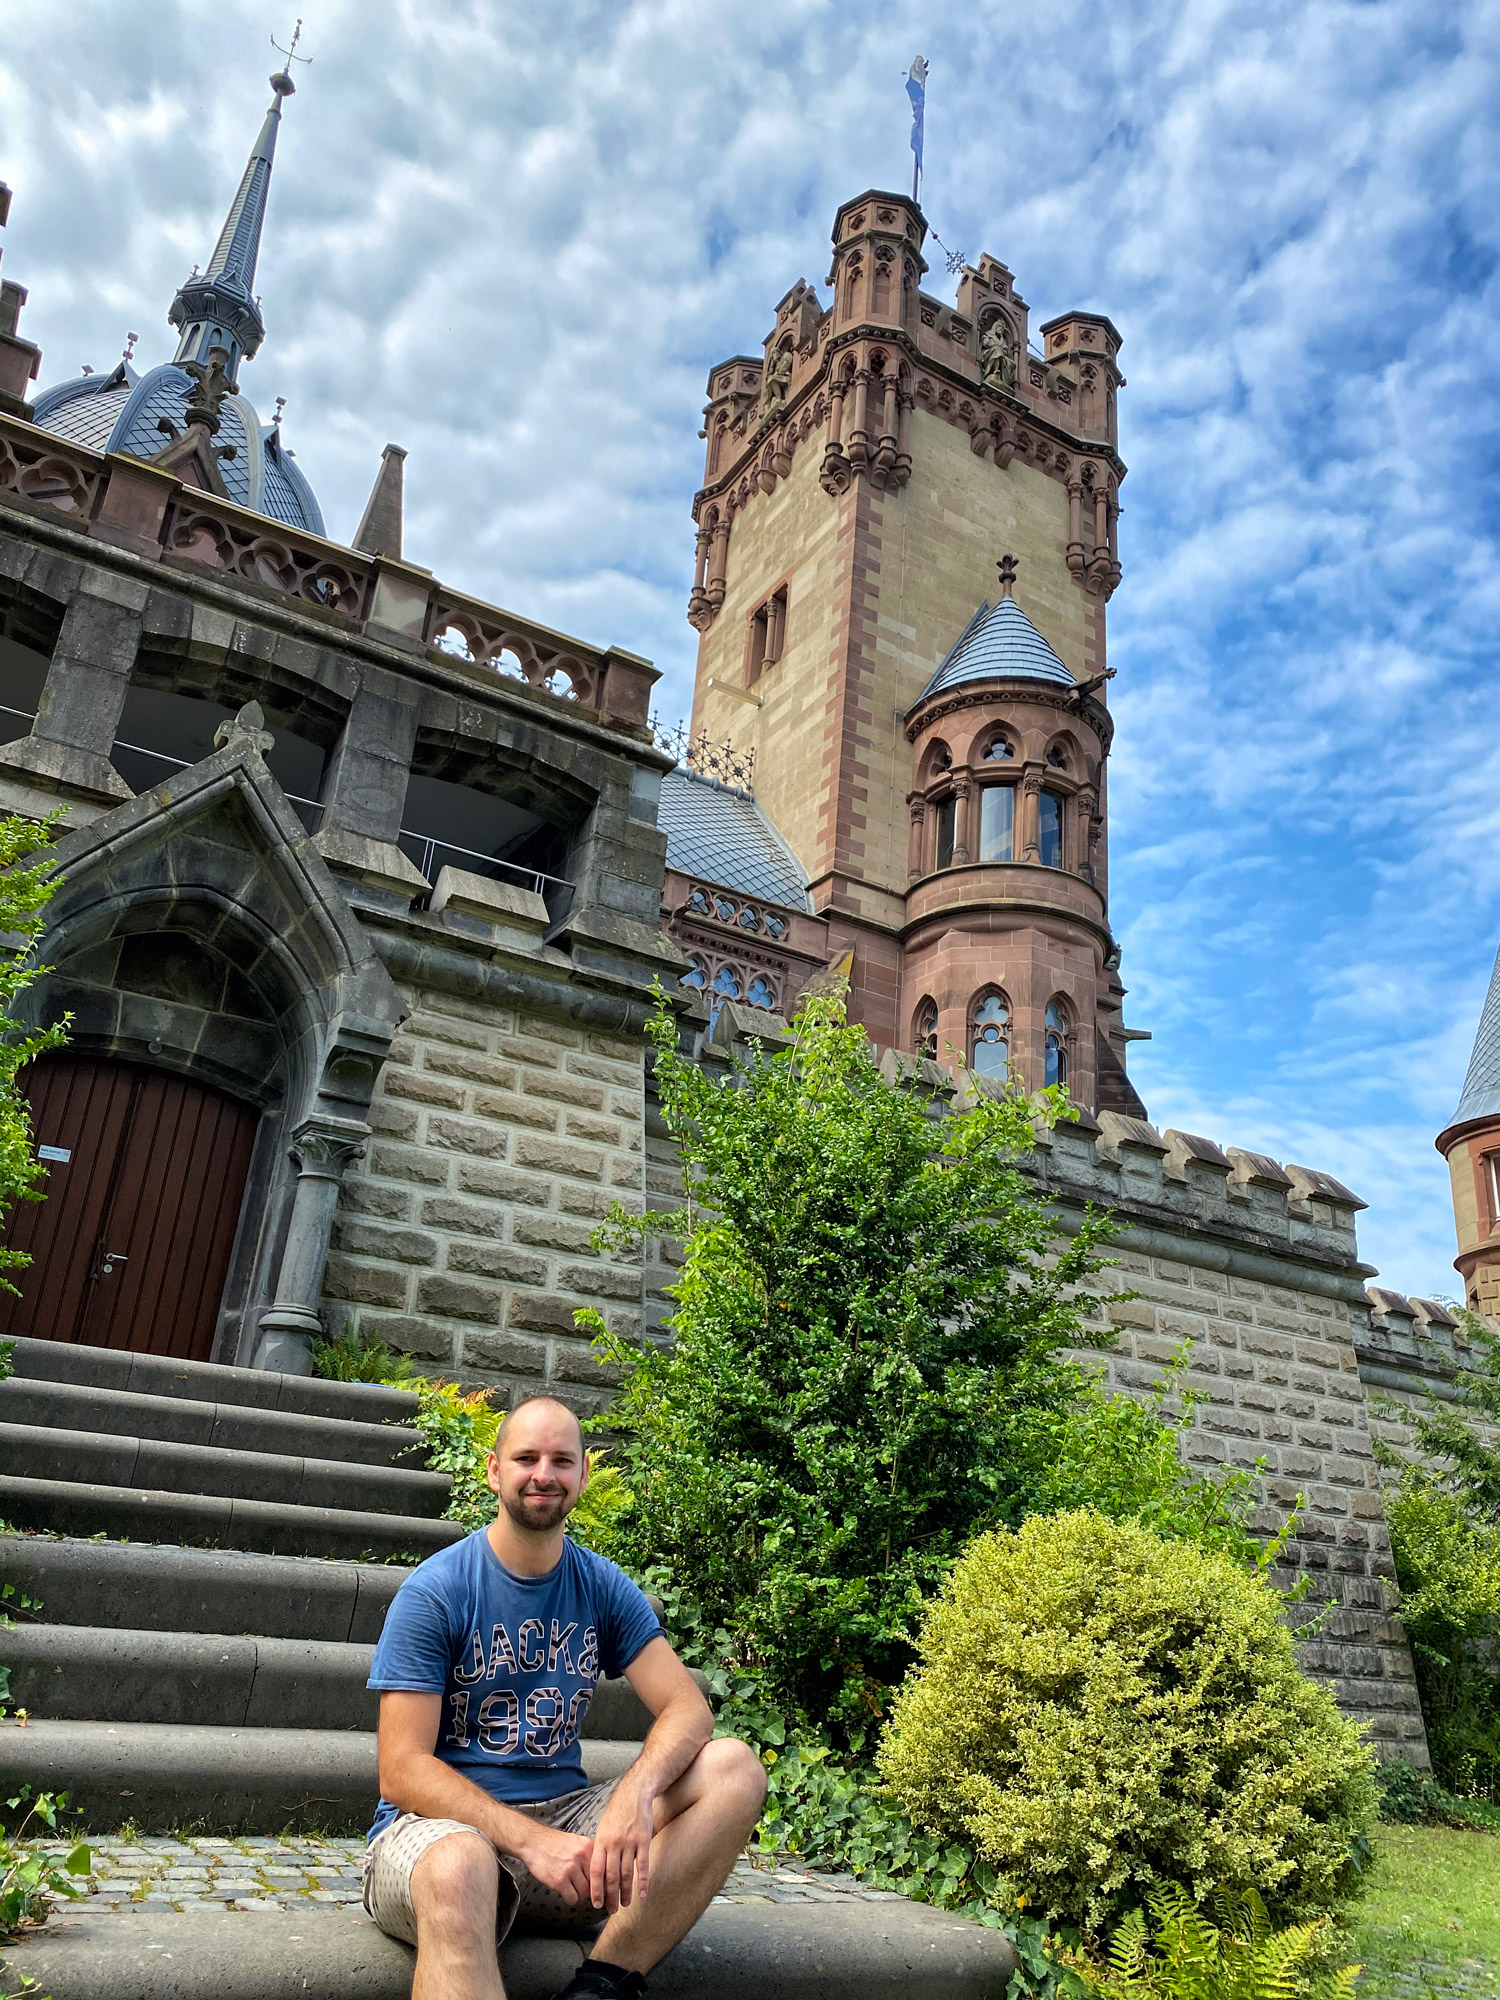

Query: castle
<box><xmin>0</xmin><ymin>67</ymin><xmax>1478</xmax><ymax>1764</ymax></box>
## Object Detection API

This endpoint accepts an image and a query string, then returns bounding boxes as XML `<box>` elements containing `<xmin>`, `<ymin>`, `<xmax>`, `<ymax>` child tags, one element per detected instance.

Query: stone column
<box><xmin>847</xmin><ymin>368</ymin><xmax>871</xmax><ymax>471</ymax></box>
<box><xmin>952</xmin><ymin>777</ymin><xmax>973</xmax><ymax>865</ymax></box>
<box><xmin>908</xmin><ymin>801</ymin><xmax>926</xmax><ymax>879</ymax></box>
<box><xmin>313</xmin><ymin>674</ymin><xmax>429</xmax><ymax>903</ymax></box>
<box><xmin>707</xmin><ymin>517</ymin><xmax>730</xmax><ymax>608</ymax></box>
<box><xmin>1021</xmin><ymin>773</ymin><xmax>1042</xmax><ymax>862</ymax></box>
<box><xmin>0</xmin><ymin>589</ymin><xmax>138</xmax><ymax>815</ymax></box>
<box><xmin>255</xmin><ymin>1117</ymin><xmax>368</xmax><ymax>1374</ymax></box>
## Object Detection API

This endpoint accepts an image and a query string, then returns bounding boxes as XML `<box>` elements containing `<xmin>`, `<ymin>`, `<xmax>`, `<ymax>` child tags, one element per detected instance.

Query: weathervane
<box><xmin>929</xmin><ymin>228</ymin><xmax>967</xmax><ymax>278</ymax></box>
<box><xmin>121</xmin><ymin>330</ymin><xmax>138</xmax><ymax>364</ymax></box>
<box><xmin>271</xmin><ymin>19</ymin><xmax>311</xmax><ymax>69</ymax></box>
<box><xmin>273</xmin><ymin>396</ymin><xmax>287</xmax><ymax>428</ymax></box>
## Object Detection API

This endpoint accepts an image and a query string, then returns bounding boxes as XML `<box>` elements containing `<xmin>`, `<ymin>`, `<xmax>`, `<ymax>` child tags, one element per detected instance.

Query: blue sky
<box><xmin>3</xmin><ymin>0</ymin><xmax>1496</xmax><ymax>1297</ymax></box>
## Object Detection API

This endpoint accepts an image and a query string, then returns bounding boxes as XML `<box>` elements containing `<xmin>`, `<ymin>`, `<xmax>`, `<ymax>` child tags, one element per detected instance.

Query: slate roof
<box><xmin>32</xmin><ymin>365</ymin><xmax>325</xmax><ymax>536</ymax></box>
<box><xmin>1450</xmin><ymin>943</ymin><xmax>1500</xmax><ymax>1128</ymax></box>
<box><xmin>658</xmin><ymin>768</ymin><xmax>812</xmax><ymax>912</ymax></box>
<box><xmin>916</xmin><ymin>593</ymin><xmax>1075</xmax><ymax>704</ymax></box>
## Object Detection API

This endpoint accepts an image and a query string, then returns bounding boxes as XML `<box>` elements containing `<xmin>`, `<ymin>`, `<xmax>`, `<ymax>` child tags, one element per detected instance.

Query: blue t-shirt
<box><xmin>366</xmin><ymin>1530</ymin><xmax>664</xmax><ymax>1838</ymax></box>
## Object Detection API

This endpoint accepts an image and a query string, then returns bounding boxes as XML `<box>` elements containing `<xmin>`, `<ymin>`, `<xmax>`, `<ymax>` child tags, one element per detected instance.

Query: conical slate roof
<box><xmin>1450</xmin><ymin>943</ymin><xmax>1500</xmax><ymax>1129</ymax></box>
<box><xmin>916</xmin><ymin>590</ymin><xmax>1075</xmax><ymax>704</ymax></box>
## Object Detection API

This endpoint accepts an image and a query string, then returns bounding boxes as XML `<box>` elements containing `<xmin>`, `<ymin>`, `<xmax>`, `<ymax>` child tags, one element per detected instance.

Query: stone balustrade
<box><xmin>0</xmin><ymin>410</ymin><xmax>656</xmax><ymax>737</ymax></box>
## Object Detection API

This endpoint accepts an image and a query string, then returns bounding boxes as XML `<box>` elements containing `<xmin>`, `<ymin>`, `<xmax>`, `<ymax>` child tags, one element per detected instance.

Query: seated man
<box><xmin>363</xmin><ymin>1393</ymin><xmax>767</xmax><ymax>2000</ymax></box>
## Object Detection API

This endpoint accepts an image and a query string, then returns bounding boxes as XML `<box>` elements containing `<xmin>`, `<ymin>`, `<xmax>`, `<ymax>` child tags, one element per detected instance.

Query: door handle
<box><xmin>99</xmin><ymin>1252</ymin><xmax>129</xmax><ymax>1278</ymax></box>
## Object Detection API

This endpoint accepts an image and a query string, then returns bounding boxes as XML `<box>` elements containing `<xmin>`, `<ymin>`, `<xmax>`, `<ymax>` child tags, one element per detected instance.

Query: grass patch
<box><xmin>1355</xmin><ymin>1823</ymin><xmax>1500</xmax><ymax>1993</ymax></box>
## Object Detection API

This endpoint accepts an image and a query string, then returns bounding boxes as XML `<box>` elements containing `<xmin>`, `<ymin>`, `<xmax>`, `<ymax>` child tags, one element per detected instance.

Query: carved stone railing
<box><xmin>0</xmin><ymin>409</ymin><xmax>658</xmax><ymax>737</ymax></box>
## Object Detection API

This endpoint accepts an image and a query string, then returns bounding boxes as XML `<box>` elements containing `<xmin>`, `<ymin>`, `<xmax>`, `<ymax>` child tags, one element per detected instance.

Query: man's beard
<box><xmin>501</xmin><ymin>1485</ymin><xmax>571</xmax><ymax>1532</ymax></box>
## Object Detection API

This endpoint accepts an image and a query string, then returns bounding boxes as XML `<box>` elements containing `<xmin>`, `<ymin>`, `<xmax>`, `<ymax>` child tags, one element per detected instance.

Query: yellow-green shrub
<box><xmin>876</xmin><ymin>1510</ymin><xmax>1377</xmax><ymax>1934</ymax></box>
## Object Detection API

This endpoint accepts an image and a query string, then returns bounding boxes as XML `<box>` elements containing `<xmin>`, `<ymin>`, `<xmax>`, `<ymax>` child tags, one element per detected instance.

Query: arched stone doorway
<box><xmin>0</xmin><ymin>1053</ymin><xmax>259</xmax><ymax>1360</ymax></box>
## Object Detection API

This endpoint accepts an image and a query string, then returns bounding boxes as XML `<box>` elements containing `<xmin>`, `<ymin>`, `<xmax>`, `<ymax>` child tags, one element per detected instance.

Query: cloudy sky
<box><xmin>3</xmin><ymin>0</ymin><xmax>1496</xmax><ymax>1297</ymax></box>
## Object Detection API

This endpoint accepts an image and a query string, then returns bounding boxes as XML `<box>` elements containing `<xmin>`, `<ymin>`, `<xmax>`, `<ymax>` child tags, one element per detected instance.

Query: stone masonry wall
<box><xmin>320</xmin><ymin>978</ymin><xmax>647</xmax><ymax>1419</ymax></box>
<box><xmin>1028</xmin><ymin>1108</ymin><xmax>1429</xmax><ymax>1764</ymax></box>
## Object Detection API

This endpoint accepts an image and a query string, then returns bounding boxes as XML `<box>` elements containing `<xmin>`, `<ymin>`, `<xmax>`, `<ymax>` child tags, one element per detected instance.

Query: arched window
<box><xmin>1045</xmin><ymin>1000</ymin><xmax>1070</xmax><ymax>1088</ymax></box>
<box><xmin>983</xmin><ymin>735</ymin><xmax>1014</xmax><ymax>762</ymax></box>
<box><xmin>970</xmin><ymin>992</ymin><xmax>1010</xmax><ymax>1078</ymax></box>
<box><xmin>747</xmin><ymin>975</ymin><xmax>776</xmax><ymax>1009</ymax></box>
<box><xmin>1039</xmin><ymin>789</ymin><xmax>1065</xmax><ymax>869</ymax></box>
<box><xmin>934</xmin><ymin>794</ymin><xmax>957</xmax><ymax>870</ymax></box>
<box><xmin>914</xmin><ymin>998</ymin><xmax>938</xmax><ymax>1061</ymax></box>
<box><xmin>680</xmin><ymin>958</ymin><xmax>706</xmax><ymax>990</ymax></box>
<box><xmin>978</xmin><ymin>785</ymin><xmax>1014</xmax><ymax>863</ymax></box>
<box><xmin>1046</xmin><ymin>742</ymin><xmax>1069</xmax><ymax>771</ymax></box>
<box><xmin>712</xmin><ymin>966</ymin><xmax>741</xmax><ymax>999</ymax></box>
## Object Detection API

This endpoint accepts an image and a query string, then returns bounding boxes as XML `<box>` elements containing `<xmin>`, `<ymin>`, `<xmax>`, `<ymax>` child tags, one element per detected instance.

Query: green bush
<box><xmin>877</xmin><ymin>1509</ymin><xmax>1378</xmax><ymax>1935</ymax></box>
<box><xmin>1374</xmin><ymin>1755</ymin><xmax>1500</xmax><ymax>1831</ymax></box>
<box><xmin>1065</xmin><ymin>1885</ymin><xmax>1358</xmax><ymax>2000</ymax></box>
<box><xmin>1380</xmin><ymin>1473</ymin><xmax>1500</xmax><ymax>1795</ymax></box>
<box><xmin>582</xmin><ymin>988</ymin><xmax>1119</xmax><ymax>1726</ymax></box>
<box><xmin>309</xmin><ymin>1328</ymin><xmax>414</xmax><ymax>1383</ymax></box>
<box><xmin>0</xmin><ymin>811</ymin><xmax>69</xmax><ymax>1296</ymax></box>
<box><xmin>1016</xmin><ymin>1348</ymin><xmax>1298</xmax><ymax>1570</ymax></box>
<box><xmin>0</xmin><ymin>1787</ymin><xmax>89</xmax><ymax>1942</ymax></box>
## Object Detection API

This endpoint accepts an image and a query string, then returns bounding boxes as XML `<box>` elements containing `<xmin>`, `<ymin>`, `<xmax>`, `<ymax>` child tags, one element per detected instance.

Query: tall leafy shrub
<box><xmin>1376</xmin><ymin>1307</ymin><xmax>1500</xmax><ymax>1792</ymax></box>
<box><xmin>581</xmin><ymin>989</ymin><xmax>1118</xmax><ymax>1726</ymax></box>
<box><xmin>877</xmin><ymin>1509</ymin><xmax>1377</xmax><ymax>1934</ymax></box>
<box><xmin>0</xmin><ymin>814</ymin><xmax>67</xmax><ymax>1292</ymax></box>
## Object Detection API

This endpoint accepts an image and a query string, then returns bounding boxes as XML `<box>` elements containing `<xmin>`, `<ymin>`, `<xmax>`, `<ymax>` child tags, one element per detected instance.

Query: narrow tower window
<box><xmin>978</xmin><ymin>785</ymin><xmax>1014</xmax><ymax>863</ymax></box>
<box><xmin>934</xmin><ymin>794</ymin><xmax>957</xmax><ymax>871</ymax></box>
<box><xmin>1039</xmin><ymin>789</ymin><xmax>1065</xmax><ymax>869</ymax></box>
<box><xmin>1045</xmin><ymin>1001</ymin><xmax>1070</xmax><ymax>1088</ymax></box>
<box><xmin>747</xmin><ymin>584</ymin><xmax>789</xmax><ymax>684</ymax></box>
<box><xmin>970</xmin><ymin>992</ymin><xmax>1010</xmax><ymax>1078</ymax></box>
<box><xmin>915</xmin><ymin>999</ymin><xmax>938</xmax><ymax>1061</ymax></box>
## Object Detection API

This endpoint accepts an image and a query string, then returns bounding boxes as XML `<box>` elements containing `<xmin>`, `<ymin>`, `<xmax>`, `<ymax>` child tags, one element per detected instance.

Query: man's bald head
<box><xmin>493</xmin><ymin>1395</ymin><xmax>585</xmax><ymax>1458</ymax></box>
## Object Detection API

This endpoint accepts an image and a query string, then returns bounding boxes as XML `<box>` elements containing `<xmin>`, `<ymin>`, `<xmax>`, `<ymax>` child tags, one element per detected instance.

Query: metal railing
<box><xmin>397</xmin><ymin>828</ymin><xmax>571</xmax><ymax>902</ymax></box>
<box><xmin>109</xmin><ymin>738</ymin><xmax>326</xmax><ymax>829</ymax></box>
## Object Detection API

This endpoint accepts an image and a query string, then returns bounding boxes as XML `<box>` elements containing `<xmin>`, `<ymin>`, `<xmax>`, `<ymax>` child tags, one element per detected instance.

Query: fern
<box><xmin>1066</xmin><ymin>1885</ymin><xmax>1360</xmax><ymax>1999</ymax></box>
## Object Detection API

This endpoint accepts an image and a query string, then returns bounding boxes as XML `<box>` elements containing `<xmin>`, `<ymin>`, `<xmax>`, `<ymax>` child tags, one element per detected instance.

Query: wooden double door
<box><xmin>0</xmin><ymin>1054</ymin><xmax>260</xmax><ymax>1361</ymax></box>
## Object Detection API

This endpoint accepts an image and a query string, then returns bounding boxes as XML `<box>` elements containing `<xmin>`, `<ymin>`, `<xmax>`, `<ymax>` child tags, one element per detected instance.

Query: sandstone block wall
<box><xmin>321</xmin><ymin>980</ymin><xmax>647</xmax><ymax>1417</ymax></box>
<box><xmin>1028</xmin><ymin>1110</ymin><xmax>1429</xmax><ymax>1763</ymax></box>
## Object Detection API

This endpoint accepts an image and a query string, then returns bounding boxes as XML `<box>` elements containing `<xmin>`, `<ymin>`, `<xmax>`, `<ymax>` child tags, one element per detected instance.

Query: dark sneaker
<box><xmin>550</xmin><ymin>1962</ymin><xmax>647</xmax><ymax>2000</ymax></box>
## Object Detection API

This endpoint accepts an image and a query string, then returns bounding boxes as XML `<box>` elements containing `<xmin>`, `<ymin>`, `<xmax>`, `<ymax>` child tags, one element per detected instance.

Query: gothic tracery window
<box><xmin>983</xmin><ymin>735</ymin><xmax>1014</xmax><ymax>762</ymax></box>
<box><xmin>747</xmin><ymin>975</ymin><xmax>776</xmax><ymax>1010</ymax></box>
<box><xmin>712</xmin><ymin>966</ymin><xmax>741</xmax><ymax>999</ymax></box>
<box><xmin>680</xmin><ymin>958</ymin><xmax>706</xmax><ymax>990</ymax></box>
<box><xmin>970</xmin><ymin>991</ymin><xmax>1010</xmax><ymax>1079</ymax></box>
<box><xmin>915</xmin><ymin>998</ymin><xmax>938</xmax><ymax>1061</ymax></box>
<box><xmin>1045</xmin><ymin>1000</ymin><xmax>1070</xmax><ymax>1088</ymax></box>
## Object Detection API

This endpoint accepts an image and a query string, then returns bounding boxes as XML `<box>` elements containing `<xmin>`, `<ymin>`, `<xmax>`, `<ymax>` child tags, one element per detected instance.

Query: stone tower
<box><xmin>1437</xmin><ymin>943</ymin><xmax>1500</xmax><ymax>1313</ymax></box>
<box><xmin>685</xmin><ymin>190</ymin><xmax>1146</xmax><ymax>1112</ymax></box>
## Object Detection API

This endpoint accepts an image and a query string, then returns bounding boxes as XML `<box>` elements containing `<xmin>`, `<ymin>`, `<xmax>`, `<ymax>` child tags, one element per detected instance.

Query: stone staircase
<box><xmin>0</xmin><ymin>1337</ymin><xmax>1014</xmax><ymax>1998</ymax></box>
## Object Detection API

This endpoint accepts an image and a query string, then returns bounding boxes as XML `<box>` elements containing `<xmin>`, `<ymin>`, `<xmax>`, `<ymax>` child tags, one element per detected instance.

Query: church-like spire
<box><xmin>168</xmin><ymin>57</ymin><xmax>298</xmax><ymax>377</ymax></box>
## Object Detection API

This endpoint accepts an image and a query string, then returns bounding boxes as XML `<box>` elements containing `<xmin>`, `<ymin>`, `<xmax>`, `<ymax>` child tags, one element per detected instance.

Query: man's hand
<box><xmin>588</xmin><ymin>1771</ymin><xmax>656</xmax><ymax>1914</ymax></box>
<box><xmin>507</xmin><ymin>1820</ymin><xmax>595</xmax><ymax>1906</ymax></box>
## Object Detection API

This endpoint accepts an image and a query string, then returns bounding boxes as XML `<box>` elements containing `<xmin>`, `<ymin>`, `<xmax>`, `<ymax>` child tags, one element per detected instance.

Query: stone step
<box><xmin>0</xmin><ymin>1718</ymin><xmax>642</xmax><ymax>1834</ymax></box>
<box><xmin>0</xmin><ymin>1535</ymin><xmax>408</xmax><ymax>1642</ymax></box>
<box><xmin>3</xmin><ymin>1624</ymin><xmax>660</xmax><ymax>1739</ymax></box>
<box><xmin>5</xmin><ymin>1335</ymin><xmax>418</xmax><ymax>1425</ymax></box>
<box><xmin>0</xmin><ymin>1898</ymin><xmax>1016</xmax><ymax>1999</ymax></box>
<box><xmin>0</xmin><ymin>1376</ymin><xmax>427</xmax><ymax>1468</ymax></box>
<box><xmin>0</xmin><ymin>1422</ymin><xmax>452</xmax><ymax>1516</ymax></box>
<box><xmin>0</xmin><ymin>1475</ymin><xmax>464</xmax><ymax>1562</ymax></box>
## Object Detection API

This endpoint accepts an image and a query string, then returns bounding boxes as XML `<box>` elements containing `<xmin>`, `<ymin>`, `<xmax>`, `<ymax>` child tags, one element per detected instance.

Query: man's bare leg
<box><xmin>588</xmin><ymin>1736</ymin><xmax>768</xmax><ymax>1976</ymax></box>
<box><xmin>410</xmin><ymin>1830</ymin><xmax>506</xmax><ymax>2000</ymax></box>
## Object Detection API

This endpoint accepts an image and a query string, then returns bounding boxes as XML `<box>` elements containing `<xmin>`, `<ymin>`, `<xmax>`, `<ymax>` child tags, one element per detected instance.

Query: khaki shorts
<box><xmin>362</xmin><ymin>1780</ymin><xmax>620</xmax><ymax>1947</ymax></box>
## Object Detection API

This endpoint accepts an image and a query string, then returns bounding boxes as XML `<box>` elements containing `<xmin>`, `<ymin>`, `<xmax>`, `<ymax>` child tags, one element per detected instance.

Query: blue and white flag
<box><xmin>906</xmin><ymin>55</ymin><xmax>928</xmax><ymax>175</ymax></box>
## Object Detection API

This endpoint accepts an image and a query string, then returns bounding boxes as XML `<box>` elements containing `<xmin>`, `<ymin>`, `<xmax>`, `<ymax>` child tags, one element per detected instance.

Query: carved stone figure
<box><xmin>979</xmin><ymin>318</ymin><xmax>1016</xmax><ymax>393</ymax></box>
<box><xmin>760</xmin><ymin>344</ymin><xmax>793</xmax><ymax>419</ymax></box>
